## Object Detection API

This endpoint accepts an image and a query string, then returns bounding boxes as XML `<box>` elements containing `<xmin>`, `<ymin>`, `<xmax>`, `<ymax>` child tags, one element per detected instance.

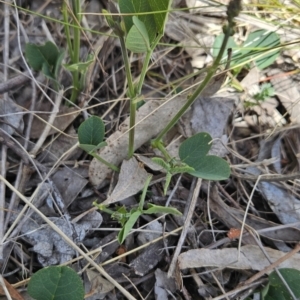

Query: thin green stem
<box><xmin>93</xmin><ymin>202</ymin><xmax>115</xmax><ymax>215</ymax></box>
<box><xmin>138</xmin><ymin>175</ymin><xmax>152</xmax><ymax>210</ymax></box>
<box><xmin>126</xmin><ymin>35</ymin><xmax>163</xmax><ymax>158</ymax></box>
<box><xmin>62</xmin><ymin>2</ymin><xmax>73</xmax><ymax>61</ymax></box>
<box><xmin>136</xmin><ymin>34</ymin><xmax>162</xmax><ymax>95</ymax></box>
<box><xmin>156</xmin><ymin>142</ymin><xmax>172</xmax><ymax>162</ymax></box>
<box><xmin>119</xmin><ymin>36</ymin><xmax>136</xmax><ymax>158</ymax></box>
<box><xmin>91</xmin><ymin>152</ymin><xmax>120</xmax><ymax>172</ymax></box>
<box><xmin>153</xmin><ymin>25</ymin><xmax>232</xmax><ymax>143</ymax></box>
<box><xmin>69</xmin><ymin>0</ymin><xmax>82</xmax><ymax>103</ymax></box>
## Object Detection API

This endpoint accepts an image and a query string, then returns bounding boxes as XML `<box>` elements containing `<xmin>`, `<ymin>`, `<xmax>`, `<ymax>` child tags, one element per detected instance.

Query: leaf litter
<box><xmin>1</xmin><ymin>0</ymin><xmax>300</xmax><ymax>299</ymax></box>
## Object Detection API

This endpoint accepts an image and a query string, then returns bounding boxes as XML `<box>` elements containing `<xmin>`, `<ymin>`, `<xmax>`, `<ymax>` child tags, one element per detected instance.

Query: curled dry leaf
<box><xmin>103</xmin><ymin>157</ymin><xmax>149</xmax><ymax>205</ymax></box>
<box><xmin>0</xmin><ymin>278</ymin><xmax>24</xmax><ymax>300</ymax></box>
<box><xmin>30</xmin><ymin>103</ymin><xmax>79</xmax><ymax>139</ymax></box>
<box><xmin>178</xmin><ymin>245</ymin><xmax>300</xmax><ymax>272</ymax></box>
<box><xmin>85</xmin><ymin>269</ymin><xmax>114</xmax><ymax>298</ymax></box>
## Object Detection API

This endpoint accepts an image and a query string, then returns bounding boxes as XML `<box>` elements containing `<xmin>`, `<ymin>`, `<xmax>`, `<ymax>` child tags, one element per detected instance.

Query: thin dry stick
<box><xmin>237</xmin><ymin>174</ymin><xmax>263</xmax><ymax>260</ymax></box>
<box><xmin>0</xmin><ymin>175</ymin><xmax>137</xmax><ymax>300</ymax></box>
<box><xmin>30</xmin><ymin>89</ymin><xmax>63</xmax><ymax>156</ymax></box>
<box><xmin>242</xmin><ymin>243</ymin><xmax>300</xmax><ymax>286</ymax></box>
<box><xmin>0</xmin><ymin>146</ymin><xmax>6</xmax><ymax>265</ymax></box>
<box><xmin>4</xmin><ymin>79</ymin><xmax>38</xmax><ymax>231</ymax></box>
<box><xmin>211</xmin><ymin>272</ymin><xmax>230</xmax><ymax>300</ymax></box>
<box><xmin>11</xmin><ymin>1</ymin><xmax>57</xmax><ymax>107</ymax></box>
<box><xmin>0</xmin><ymin>275</ymin><xmax>12</xmax><ymax>300</ymax></box>
<box><xmin>0</xmin><ymin>70</ymin><xmax>33</xmax><ymax>93</ymax></box>
<box><xmin>0</xmin><ymin>0</ymin><xmax>11</xmax><ymax>266</ymax></box>
<box><xmin>250</xmin><ymin>232</ymin><xmax>298</xmax><ymax>300</ymax></box>
<box><xmin>122</xmin><ymin>274</ymin><xmax>145</xmax><ymax>300</ymax></box>
<box><xmin>211</xmin><ymin>279</ymin><xmax>266</xmax><ymax>300</ymax></box>
<box><xmin>168</xmin><ymin>178</ymin><xmax>202</xmax><ymax>278</ymax></box>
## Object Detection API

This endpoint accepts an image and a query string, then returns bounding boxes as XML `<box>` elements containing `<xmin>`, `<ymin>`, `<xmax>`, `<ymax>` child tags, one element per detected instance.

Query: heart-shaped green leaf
<box><xmin>262</xmin><ymin>268</ymin><xmax>300</xmax><ymax>300</ymax></box>
<box><xmin>78</xmin><ymin>116</ymin><xmax>105</xmax><ymax>146</ymax></box>
<box><xmin>179</xmin><ymin>132</ymin><xmax>212</xmax><ymax>165</ymax></box>
<box><xmin>119</xmin><ymin>0</ymin><xmax>171</xmax><ymax>45</ymax></box>
<box><xmin>187</xmin><ymin>155</ymin><xmax>230</xmax><ymax>180</ymax></box>
<box><xmin>28</xmin><ymin>266</ymin><xmax>84</xmax><ymax>300</ymax></box>
<box><xmin>179</xmin><ymin>132</ymin><xmax>230</xmax><ymax>181</ymax></box>
<box><xmin>79</xmin><ymin>141</ymin><xmax>107</xmax><ymax>153</ymax></box>
<box><xmin>25</xmin><ymin>41</ymin><xmax>59</xmax><ymax>72</ymax></box>
<box><xmin>126</xmin><ymin>17</ymin><xmax>150</xmax><ymax>53</ymax></box>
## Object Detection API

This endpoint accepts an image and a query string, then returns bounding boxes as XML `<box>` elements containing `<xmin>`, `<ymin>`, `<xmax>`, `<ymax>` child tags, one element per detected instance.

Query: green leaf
<box><xmin>179</xmin><ymin>132</ymin><xmax>212</xmax><ymax>164</ymax></box>
<box><xmin>27</xmin><ymin>266</ymin><xmax>84</xmax><ymax>300</ymax></box>
<box><xmin>262</xmin><ymin>268</ymin><xmax>300</xmax><ymax>300</ymax></box>
<box><xmin>41</xmin><ymin>62</ymin><xmax>56</xmax><ymax>81</ymax></box>
<box><xmin>103</xmin><ymin>9</ymin><xmax>115</xmax><ymax>28</ymax></box>
<box><xmin>171</xmin><ymin>165</ymin><xmax>195</xmax><ymax>175</ymax></box>
<box><xmin>118</xmin><ymin>0</ymin><xmax>135</xmax><ymax>34</ymax></box>
<box><xmin>148</xmin><ymin>0</ymin><xmax>171</xmax><ymax>34</ymax></box>
<box><xmin>143</xmin><ymin>203</ymin><xmax>182</xmax><ymax>215</ymax></box>
<box><xmin>163</xmin><ymin>172</ymin><xmax>172</xmax><ymax>195</ymax></box>
<box><xmin>212</xmin><ymin>34</ymin><xmax>239</xmax><ymax>65</ymax></box>
<box><xmin>25</xmin><ymin>41</ymin><xmax>59</xmax><ymax>72</ymax></box>
<box><xmin>245</xmin><ymin>30</ymin><xmax>280</xmax><ymax>70</ymax></box>
<box><xmin>118</xmin><ymin>210</ymin><xmax>141</xmax><ymax>244</ymax></box>
<box><xmin>54</xmin><ymin>50</ymin><xmax>65</xmax><ymax>79</ymax></box>
<box><xmin>119</xmin><ymin>0</ymin><xmax>159</xmax><ymax>44</ymax></box>
<box><xmin>179</xmin><ymin>133</ymin><xmax>230</xmax><ymax>180</ymax></box>
<box><xmin>213</xmin><ymin>30</ymin><xmax>280</xmax><ymax>70</ymax></box>
<box><xmin>64</xmin><ymin>57</ymin><xmax>94</xmax><ymax>73</ymax></box>
<box><xmin>78</xmin><ymin>116</ymin><xmax>105</xmax><ymax>146</ymax></box>
<box><xmin>151</xmin><ymin>157</ymin><xmax>170</xmax><ymax>171</ymax></box>
<box><xmin>126</xmin><ymin>17</ymin><xmax>150</xmax><ymax>53</ymax></box>
<box><xmin>79</xmin><ymin>141</ymin><xmax>107</xmax><ymax>153</ymax></box>
<box><xmin>187</xmin><ymin>155</ymin><xmax>230</xmax><ymax>180</ymax></box>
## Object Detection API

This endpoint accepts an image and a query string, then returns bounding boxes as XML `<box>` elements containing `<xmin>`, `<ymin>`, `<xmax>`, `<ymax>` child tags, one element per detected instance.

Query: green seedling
<box><xmin>152</xmin><ymin>157</ymin><xmax>195</xmax><ymax>195</ymax></box>
<box><xmin>62</xmin><ymin>0</ymin><xmax>93</xmax><ymax>103</ymax></box>
<box><xmin>25</xmin><ymin>41</ymin><xmax>64</xmax><ymax>91</ymax></box>
<box><xmin>94</xmin><ymin>175</ymin><xmax>182</xmax><ymax>244</ymax></box>
<box><xmin>78</xmin><ymin>116</ymin><xmax>119</xmax><ymax>172</ymax></box>
<box><xmin>28</xmin><ymin>266</ymin><xmax>84</xmax><ymax>300</ymax></box>
<box><xmin>104</xmin><ymin>0</ymin><xmax>172</xmax><ymax>158</ymax></box>
<box><xmin>152</xmin><ymin>132</ymin><xmax>230</xmax><ymax>194</ymax></box>
<box><xmin>244</xmin><ymin>82</ymin><xmax>275</xmax><ymax>107</ymax></box>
